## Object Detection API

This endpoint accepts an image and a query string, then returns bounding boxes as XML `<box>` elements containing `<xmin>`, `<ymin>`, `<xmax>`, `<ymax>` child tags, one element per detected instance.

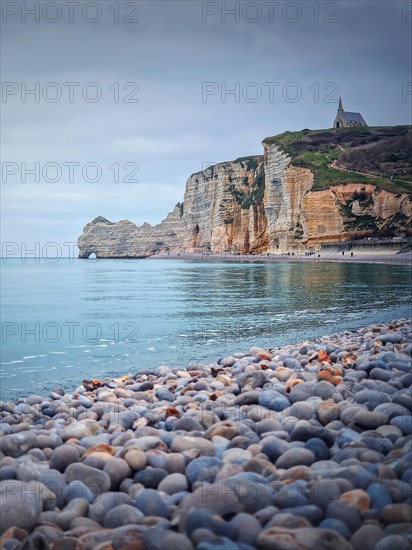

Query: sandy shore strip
<box><xmin>149</xmin><ymin>250</ymin><xmax>412</xmax><ymax>266</ymax></box>
<box><xmin>0</xmin><ymin>319</ymin><xmax>411</xmax><ymax>548</ymax></box>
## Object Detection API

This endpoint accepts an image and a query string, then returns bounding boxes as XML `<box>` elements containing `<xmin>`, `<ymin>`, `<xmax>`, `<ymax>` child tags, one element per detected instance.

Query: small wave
<box><xmin>23</xmin><ymin>354</ymin><xmax>46</xmax><ymax>359</ymax></box>
<box><xmin>1</xmin><ymin>360</ymin><xmax>24</xmax><ymax>365</ymax></box>
<box><xmin>49</xmin><ymin>351</ymin><xmax>67</xmax><ymax>355</ymax></box>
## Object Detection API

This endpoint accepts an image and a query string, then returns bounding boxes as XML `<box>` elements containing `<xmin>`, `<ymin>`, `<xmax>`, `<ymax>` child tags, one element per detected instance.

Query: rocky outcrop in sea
<box><xmin>1</xmin><ymin>319</ymin><xmax>411</xmax><ymax>549</ymax></box>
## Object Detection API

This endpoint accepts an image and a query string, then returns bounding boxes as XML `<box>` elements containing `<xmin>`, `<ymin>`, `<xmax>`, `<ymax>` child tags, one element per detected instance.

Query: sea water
<box><xmin>1</xmin><ymin>258</ymin><xmax>411</xmax><ymax>400</ymax></box>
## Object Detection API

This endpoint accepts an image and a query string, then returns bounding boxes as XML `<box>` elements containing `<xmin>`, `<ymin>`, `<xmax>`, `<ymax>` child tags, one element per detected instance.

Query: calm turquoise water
<box><xmin>1</xmin><ymin>259</ymin><xmax>411</xmax><ymax>400</ymax></box>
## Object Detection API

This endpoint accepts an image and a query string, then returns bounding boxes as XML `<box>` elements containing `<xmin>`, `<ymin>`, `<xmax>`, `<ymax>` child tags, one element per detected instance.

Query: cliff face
<box><xmin>78</xmin><ymin>129</ymin><xmax>412</xmax><ymax>258</ymax></box>
<box><xmin>78</xmin><ymin>157</ymin><xmax>269</xmax><ymax>258</ymax></box>
<box><xmin>302</xmin><ymin>183</ymin><xmax>412</xmax><ymax>244</ymax></box>
<box><xmin>181</xmin><ymin>157</ymin><xmax>267</xmax><ymax>253</ymax></box>
<box><xmin>263</xmin><ymin>144</ymin><xmax>314</xmax><ymax>249</ymax></box>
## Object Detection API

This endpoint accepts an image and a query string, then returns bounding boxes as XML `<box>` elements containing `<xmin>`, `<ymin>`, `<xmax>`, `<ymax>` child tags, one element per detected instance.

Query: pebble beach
<box><xmin>0</xmin><ymin>319</ymin><xmax>411</xmax><ymax>550</ymax></box>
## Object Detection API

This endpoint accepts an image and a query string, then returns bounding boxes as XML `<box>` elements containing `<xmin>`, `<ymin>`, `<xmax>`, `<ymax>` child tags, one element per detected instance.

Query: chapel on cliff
<box><xmin>333</xmin><ymin>97</ymin><xmax>367</xmax><ymax>128</ymax></box>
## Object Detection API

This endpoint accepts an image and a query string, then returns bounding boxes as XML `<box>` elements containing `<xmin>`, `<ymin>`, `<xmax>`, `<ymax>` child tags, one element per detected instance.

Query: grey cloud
<box><xmin>1</xmin><ymin>0</ymin><xmax>411</xmax><ymax>246</ymax></box>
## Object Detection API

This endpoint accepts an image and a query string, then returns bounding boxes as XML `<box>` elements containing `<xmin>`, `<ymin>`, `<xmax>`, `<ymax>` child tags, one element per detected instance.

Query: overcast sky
<box><xmin>1</xmin><ymin>0</ymin><xmax>411</xmax><ymax>253</ymax></box>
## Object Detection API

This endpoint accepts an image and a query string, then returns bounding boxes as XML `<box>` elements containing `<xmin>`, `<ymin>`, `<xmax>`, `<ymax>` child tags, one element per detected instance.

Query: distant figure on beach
<box><xmin>342</xmin><ymin>251</ymin><xmax>344</xmax><ymax>256</ymax></box>
<box><xmin>351</xmin><ymin>252</ymin><xmax>353</xmax><ymax>257</ymax></box>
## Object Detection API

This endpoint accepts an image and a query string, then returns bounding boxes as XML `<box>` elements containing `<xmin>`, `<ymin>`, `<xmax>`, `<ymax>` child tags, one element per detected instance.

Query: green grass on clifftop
<box><xmin>263</xmin><ymin>126</ymin><xmax>412</xmax><ymax>194</ymax></box>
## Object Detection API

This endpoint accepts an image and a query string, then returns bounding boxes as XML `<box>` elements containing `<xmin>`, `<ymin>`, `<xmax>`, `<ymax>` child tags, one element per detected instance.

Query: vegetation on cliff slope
<box><xmin>233</xmin><ymin>155</ymin><xmax>262</xmax><ymax>172</ymax></box>
<box><xmin>228</xmin><ymin>156</ymin><xmax>266</xmax><ymax>209</ymax></box>
<box><xmin>263</xmin><ymin>126</ymin><xmax>412</xmax><ymax>194</ymax></box>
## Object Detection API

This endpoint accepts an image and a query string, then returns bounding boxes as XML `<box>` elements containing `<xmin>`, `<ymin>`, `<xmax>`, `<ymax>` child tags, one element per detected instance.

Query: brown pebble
<box><xmin>82</xmin><ymin>444</ymin><xmax>115</xmax><ymax>458</ymax></box>
<box><xmin>340</xmin><ymin>489</ymin><xmax>370</xmax><ymax>512</ymax></box>
<box><xmin>0</xmin><ymin>526</ymin><xmax>28</xmax><ymax>546</ymax></box>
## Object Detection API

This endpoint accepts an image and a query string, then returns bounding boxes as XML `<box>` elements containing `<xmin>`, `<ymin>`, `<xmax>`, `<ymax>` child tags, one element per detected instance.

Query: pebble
<box><xmin>185</xmin><ymin>508</ymin><xmax>232</xmax><ymax>537</ymax></box>
<box><xmin>104</xmin><ymin>458</ymin><xmax>131</xmax><ymax>489</ymax></box>
<box><xmin>340</xmin><ymin>489</ymin><xmax>370</xmax><ymax>512</ymax></box>
<box><xmin>256</xmin><ymin>526</ymin><xmax>352</xmax><ymax>549</ymax></box>
<box><xmin>279</xmin><ymin>505</ymin><xmax>323</xmax><ymax>525</ymax></box>
<box><xmin>275</xmin><ymin>448</ymin><xmax>316</xmax><ymax>468</ymax></box>
<box><xmin>65</xmin><ymin>463</ymin><xmax>111</xmax><ymax>497</ymax></box>
<box><xmin>261</xmin><ymin>437</ymin><xmax>289</xmax><ymax>462</ymax></box>
<box><xmin>55</xmin><ymin>498</ymin><xmax>89</xmax><ymax>531</ymax></box>
<box><xmin>0</xmin><ymin>480</ymin><xmax>43</xmax><ymax>534</ymax></box>
<box><xmin>63</xmin><ymin>480</ymin><xmax>95</xmax><ymax>505</ymax></box>
<box><xmin>304</xmin><ymin>438</ymin><xmax>329</xmax><ymax>461</ymax></box>
<box><xmin>143</xmin><ymin>529</ymin><xmax>194</xmax><ymax>550</ymax></box>
<box><xmin>390</xmin><ymin>415</ymin><xmax>412</xmax><ymax>435</ymax></box>
<box><xmin>173</xmin><ymin>416</ymin><xmax>204</xmax><ymax>432</ymax></box>
<box><xmin>186</xmin><ymin>457</ymin><xmax>222</xmax><ymax>485</ymax></box>
<box><xmin>378</xmin><ymin>333</ymin><xmax>403</xmax><ymax>344</ymax></box>
<box><xmin>268</xmin><ymin>512</ymin><xmax>311</xmax><ymax>529</ymax></box>
<box><xmin>317</xmin><ymin>400</ymin><xmax>340</xmax><ymax>425</ymax></box>
<box><xmin>103</xmin><ymin>504</ymin><xmax>144</xmax><ymax>528</ymax></box>
<box><xmin>350</xmin><ymin>524</ymin><xmax>385</xmax><ymax>550</ymax></box>
<box><xmin>375</xmin><ymin>534</ymin><xmax>412</xmax><ymax>550</ymax></box>
<box><xmin>367</xmin><ymin>483</ymin><xmax>392</xmax><ymax>509</ymax></box>
<box><xmin>319</xmin><ymin>518</ymin><xmax>351</xmax><ymax>539</ymax></box>
<box><xmin>229</xmin><ymin>513</ymin><xmax>261</xmax><ymax>546</ymax></box>
<box><xmin>259</xmin><ymin>390</ymin><xmax>290</xmax><ymax>411</ymax></box>
<box><xmin>49</xmin><ymin>444</ymin><xmax>81</xmax><ymax>473</ymax></box>
<box><xmin>197</xmin><ymin>536</ymin><xmax>239</xmax><ymax>550</ymax></box>
<box><xmin>124</xmin><ymin>449</ymin><xmax>148</xmax><ymax>471</ymax></box>
<box><xmin>61</xmin><ymin>419</ymin><xmax>102</xmax><ymax>441</ymax></box>
<box><xmin>234</xmin><ymin>391</ymin><xmax>259</xmax><ymax>406</ymax></box>
<box><xmin>88</xmin><ymin>492</ymin><xmax>132</xmax><ymax>524</ymax></box>
<box><xmin>171</xmin><ymin>436</ymin><xmax>215</xmax><ymax>456</ymax></box>
<box><xmin>134</xmin><ymin>467</ymin><xmax>168</xmax><ymax>488</ymax></box>
<box><xmin>134</xmin><ymin>488</ymin><xmax>169</xmax><ymax>518</ymax></box>
<box><xmin>353</xmin><ymin>411</ymin><xmax>389</xmax><ymax>430</ymax></box>
<box><xmin>157</xmin><ymin>473</ymin><xmax>188</xmax><ymax>494</ymax></box>
<box><xmin>326</xmin><ymin>501</ymin><xmax>362</xmax><ymax>532</ymax></box>
<box><xmin>381</xmin><ymin>503</ymin><xmax>412</xmax><ymax>524</ymax></box>
<box><xmin>0</xmin><ymin>432</ymin><xmax>38</xmax><ymax>458</ymax></box>
<box><xmin>0</xmin><ymin>467</ymin><xmax>16</xmax><ymax>481</ymax></box>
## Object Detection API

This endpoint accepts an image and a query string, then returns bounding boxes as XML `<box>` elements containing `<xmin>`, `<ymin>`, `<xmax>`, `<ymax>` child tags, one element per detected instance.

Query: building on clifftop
<box><xmin>333</xmin><ymin>96</ymin><xmax>367</xmax><ymax>128</ymax></box>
